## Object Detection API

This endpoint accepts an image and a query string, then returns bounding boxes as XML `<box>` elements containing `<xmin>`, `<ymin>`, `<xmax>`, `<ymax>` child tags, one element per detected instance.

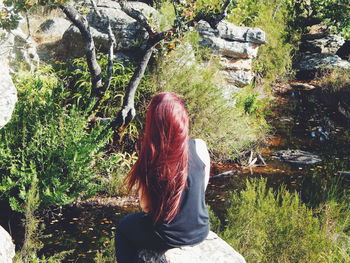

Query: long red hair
<box><xmin>126</xmin><ymin>92</ymin><xmax>189</xmax><ymax>224</ymax></box>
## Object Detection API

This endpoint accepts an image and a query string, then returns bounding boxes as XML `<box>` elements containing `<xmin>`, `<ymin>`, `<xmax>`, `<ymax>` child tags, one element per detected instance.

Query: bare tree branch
<box><xmin>113</xmin><ymin>46</ymin><xmax>154</xmax><ymax>129</ymax></box>
<box><xmin>112</xmin><ymin>0</ymin><xmax>232</xmax><ymax>129</ymax></box>
<box><xmin>60</xmin><ymin>0</ymin><xmax>232</xmax><ymax>130</ymax></box>
<box><xmin>89</xmin><ymin>0</ymin><xmax>116</xmax><ymax>92</ymax></box>
<box><xmin>59</xmin><ymin>3</ymin><xmax>103</xmax><ymax>91</ymax></box>
<box><xmin>104</xmin><ymin>17</ymin><xmax>116</xmax><ymax>91</ymax></box>
<box><xmin>25</xmin><ymin>14</ymin><xmax>31</xmax><ymax>39</ymax></box>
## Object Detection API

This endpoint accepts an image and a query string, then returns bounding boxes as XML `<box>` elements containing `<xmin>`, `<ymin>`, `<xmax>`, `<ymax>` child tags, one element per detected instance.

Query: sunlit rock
<box><xmin>137</xmin><ymin>231</ymin><xmax>246</xmax><ymax>263</ymax></box>
<box><xmin>0</xmin><ymin>226</ymin><xmax>15</xmax><ymax>263</ymax></box>
<box><xmin>0</xmin><ymin>28</ymin><xmax>39</xmax><ymax>72</ymax></box>
<box><xmin>35</xmin><ymin>17</ymin><xmax>72</xmax><ymax>60</ymax></box>
<box><xmin>0</xmin><ymin>45</ymin><xmax>17</xmax><ymax>129</ymax></box>
<box><xmin>197</xmin><ymin>20</ymin><xmax>266</xmax><ymax>99</ymax></box>
<box><xmin>272</xmin><ymin>150</ymin><xmax>322</xmax><ymax>165</ymax></box>
<box><xmin>61</xmin><ymin>0</ymin><xmax>159</xmax><ymax>58</ymax></box>
<box><xmin>295</xmin><ymin>53</ymin><xmax>350</xmax><ymax>80</ymax></box>
<box><xmin>300</xmin><ymin>33</ymin><xmax>345</xmax><ymax>55</ymax></box>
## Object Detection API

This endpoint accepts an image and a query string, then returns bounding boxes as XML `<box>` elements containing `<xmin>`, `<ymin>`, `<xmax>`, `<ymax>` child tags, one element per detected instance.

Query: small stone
<box><xmin>272</xmin><ymin>150</ymin><xmax>322</xmax><ymax>165</ymax></box>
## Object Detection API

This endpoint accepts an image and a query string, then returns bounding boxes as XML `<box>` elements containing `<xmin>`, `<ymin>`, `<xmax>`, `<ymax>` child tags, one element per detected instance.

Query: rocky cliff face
<box><xmin>197</xmin><ymin>20</ymin><xmax>266</xmax><ymax>98</ymax></box>
<box><xmin>0</xmin><ymin>35</ymin><xmax>17</xmax><ymax>263</ymax></box>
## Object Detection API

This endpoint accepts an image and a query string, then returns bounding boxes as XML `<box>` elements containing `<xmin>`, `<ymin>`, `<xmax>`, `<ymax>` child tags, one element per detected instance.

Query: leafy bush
<box><xmin>0</xmin><ymin>66</ymin><xmax>112</xmax><ymax>212</ymax></box>
<box><xmin>222</xmin><ymin>179</ymin><xmax>350</xmax><ymax>263</ymax></box>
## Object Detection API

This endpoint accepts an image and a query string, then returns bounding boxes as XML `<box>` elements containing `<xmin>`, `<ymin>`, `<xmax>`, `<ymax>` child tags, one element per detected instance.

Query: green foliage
<box><xmin>318</xmin><ymin>69</ymin><xmax>350</xmax><ymax>98</ymax></box>
<box><xmin>55</xmin><ymin>54</ymin><xmax>156</xmax><ymax>145</ymax></box>
<box><xmin>94</xmin><ymin>236</ymin><xmax>116</xmax><ymax>263</ymax></box>
<box><xmin>309</xmin><ymin>0</ymin><xmax>350</xmax><ymax>39</ymax></box>
<box><xmin>158</xmin><ymin>1</ymin><xmax>176</xmax><ymax>31</ymax></box>
<box><xmin>222</xmin><ymin>179</ymin><xmax>350</xmax><ymax>263</ymax></box>
<box><xmin>151</xmin><ymin>40</ymin><xmax>268</xmax><ymax>160</ymax></box>
<box><xmin>0</xmin><ymin>66</ymin><xmax>112</xmax><ymax>212</ymax></box>
<box><xmin>208</xmin><ymin>205</ymin><xmax>221</xmax><ymax>233</ymax></box>
<box><xmin>228</xmin><ymin>0</ymin><xmax>299</xmax><ymax>87</ymax></box>
<box><xmin>0</xmin><ymin>0</ymin><xmax>66</xmax><ymax>31</ymax></box>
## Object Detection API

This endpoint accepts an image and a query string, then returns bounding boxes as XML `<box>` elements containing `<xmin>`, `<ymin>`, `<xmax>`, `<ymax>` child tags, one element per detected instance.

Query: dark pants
<box><xmin>115</xmin><ymin>212</ymin><xmax>172</xmax><ymax>263</ymax></box>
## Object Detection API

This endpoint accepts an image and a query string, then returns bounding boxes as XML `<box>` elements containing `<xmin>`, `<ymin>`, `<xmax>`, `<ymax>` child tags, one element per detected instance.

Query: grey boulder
<box><xmin>0</xmin><ymin>226</ymin><xmax>15</xmax><ymax>263</ymax></box>
<box><xmin>197</xmin><ymin>20</ymin><xmax>266</xmax><ymax>99</ymax></box>
<box><xmin>300</xmin><ymin>34</ymin><xmax>345</xmax><ymax>55</ymax></box>
<box><xmin>272</xmin><ymin>150</ymin><xmax>322</xmax><ymax>165</ymax></box>
<box><xmin>61</xmin><ymin>0</ymin><xmax>159</xmax><ymax>58</ymax></box>
<box><xmin>0</xmin><ymin>59</ymin><xmax>17</xmax><ymax>129</ymax></box>
<box><xmin>295</xmin><ymin>53</ymin><xmax>350</xmax><ymax>80</ymax></box>
<box><xmin>138</xmin><ymin>231</ymin><xmax>246</xmax><ymax>263</ymax></box>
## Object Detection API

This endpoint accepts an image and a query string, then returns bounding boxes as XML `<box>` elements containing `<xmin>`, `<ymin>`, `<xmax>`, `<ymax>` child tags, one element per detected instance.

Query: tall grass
<box><xmin>13</xmin><ymin>175</ymin><xmax>69</xmax><ymax>263</ymax></box>
<box><xmin>221</xmin><ymin>179</ymin><xmax>350</xmax><ymax>263</ymax></box>
<box><xmin>318</xmin><ymin>69</ymin><xmax>350</xmax><ymax>103</ymax></box>
<box><xmin>149</xmin><ymin>39</ymin><xmax>269</xmax><ymax>160</ymax></box>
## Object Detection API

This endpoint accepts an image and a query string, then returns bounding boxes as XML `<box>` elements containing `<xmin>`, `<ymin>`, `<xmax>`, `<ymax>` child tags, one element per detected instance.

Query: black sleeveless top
<box><xmin>154</xmin><ymin>139</ymin><xmax>210</xmax><ymax>247</ymax></box>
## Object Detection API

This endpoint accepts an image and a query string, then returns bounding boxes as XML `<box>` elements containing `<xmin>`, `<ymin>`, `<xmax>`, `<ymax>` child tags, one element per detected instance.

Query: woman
<box><xmin>115</xmin><ymin>92</ymin><xmax>210</xmax><ymax>263</ymax></box>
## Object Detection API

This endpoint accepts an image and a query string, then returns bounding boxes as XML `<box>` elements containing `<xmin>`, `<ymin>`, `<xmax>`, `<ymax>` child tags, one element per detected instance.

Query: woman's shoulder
<box><xmin>190</xmin><ymin>138</ymin><xmax>210</xmax><ymax>165</ymax></box>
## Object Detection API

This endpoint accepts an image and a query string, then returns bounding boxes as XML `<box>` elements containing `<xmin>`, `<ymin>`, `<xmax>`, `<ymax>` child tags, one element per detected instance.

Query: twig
<box><xmin>272</xmin><ymin>2</ymin><xmax>282</xmax><ymax>20</ymax></box>
<box><xmin>248</xmin><ymin>150</ymin><xmax>253</xmax><ymax>164</ymax></box>
<box><xmin>7</xmin><ymin>219</ymin><xmax>12</xmax><ymax>237</ymax></box>
<box><xmin>258</xmin><ymin>153</ymin><xmax>267</xmax><ymax>166</ymax></box>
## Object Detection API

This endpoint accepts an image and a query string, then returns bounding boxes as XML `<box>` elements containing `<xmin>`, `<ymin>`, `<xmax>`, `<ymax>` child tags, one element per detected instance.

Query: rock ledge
<box><xmin>138</xmin><ymin>231</ymin><xmax>246</xmax><ymax>263</ymax></box>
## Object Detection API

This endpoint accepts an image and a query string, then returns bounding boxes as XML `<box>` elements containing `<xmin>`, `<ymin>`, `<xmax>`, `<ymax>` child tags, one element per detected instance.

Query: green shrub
<box><xmin>0</xmin><ymin>66</ymin><xmax>112</xmax><ymax>212</ymax></box>
<box><xmin>96</xmin><ymin>151</ymin><xmax>137</xmax><ymax>196</ymax></box>
<box><xmin>222</xmin><ymin>179</ymin><xmax>350</xmax><ymax>263</ymax></box>
<box><xmin>306</xmin><ymin>0</ymin><xmax>350</xmax><ymax>39</ymax></box>
<box><xmin>208</xmin><ymin>205</ymin><xmax>221</xmax><ymax>233</ymax></box>
<box><xmin>94</xmin><ymin>236</ymin><xmax>116</xmax><ymax>263</ymax></box>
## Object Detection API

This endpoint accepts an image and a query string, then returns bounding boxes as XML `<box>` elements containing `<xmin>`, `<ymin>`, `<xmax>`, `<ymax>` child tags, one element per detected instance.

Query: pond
<box><xmin>207</xmin><ymin>83</ymin><xmax>350</xmax><ymax>219</ymax></box>
<box><xmin>2</xmin><ymin>84</ymin><xmax>350</xmax><ymax>262</ymax></box>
